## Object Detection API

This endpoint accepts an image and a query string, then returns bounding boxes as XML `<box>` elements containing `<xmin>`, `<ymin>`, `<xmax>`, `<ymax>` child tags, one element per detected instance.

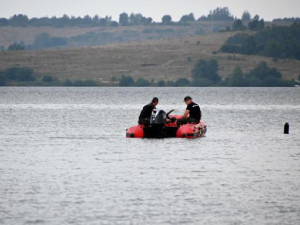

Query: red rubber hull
<box><xmin>126</xmin><ymin>125</ymin><xmax>144</xmax><ymax>138</ymax></box>
<box><xmin>126</xmin><ymin>115</ymin><xmax>207</xmax><ymax>139</ymax></box>
<box><xmin>176</xmin><ymin>121</ymin><xmax>207</xmax><ymax>138</ymax></box>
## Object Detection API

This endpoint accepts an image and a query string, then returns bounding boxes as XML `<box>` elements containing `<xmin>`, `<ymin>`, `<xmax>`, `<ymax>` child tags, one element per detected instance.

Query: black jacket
<box><xmin>139</xmin><ymin>103</ymin><xmax>155</xmax><ymax>119</ymax></box>
<box><xmin>186</xmin><ymin>102</ymin><xmax>201</xmax><ymax>121</ymax></box>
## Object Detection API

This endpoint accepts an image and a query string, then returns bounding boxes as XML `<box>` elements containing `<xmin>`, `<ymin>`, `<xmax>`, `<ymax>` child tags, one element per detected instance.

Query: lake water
<box><xmin>0</xmin><ymin>87</ymin><xmax>300</xmax><ymax>225</ymax></box>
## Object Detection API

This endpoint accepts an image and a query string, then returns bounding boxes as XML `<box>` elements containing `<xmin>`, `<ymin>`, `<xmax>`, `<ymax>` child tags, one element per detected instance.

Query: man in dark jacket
<box><xmin>138</xmin><ymin>97</ymin><xmax>159</xmax><ymax>126</ymax></box>
<box><xmin>177</xmin><ymin>96</ymin><xmax>201</xmax><ymax>125</ymax></box>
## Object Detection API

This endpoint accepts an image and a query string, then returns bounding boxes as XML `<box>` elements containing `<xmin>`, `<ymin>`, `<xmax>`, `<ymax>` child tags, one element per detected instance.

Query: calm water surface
<box><xmin>0</xmin><ymin>87</ymin><xmax>300</xmax><ymax>225</ymax></box>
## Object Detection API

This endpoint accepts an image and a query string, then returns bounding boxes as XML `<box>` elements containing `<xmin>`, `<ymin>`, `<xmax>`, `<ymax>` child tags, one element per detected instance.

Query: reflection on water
<box><xmin>0</xmin><ymin>87</ymin><xmax>300</xmax><ymax>224</ymax></box>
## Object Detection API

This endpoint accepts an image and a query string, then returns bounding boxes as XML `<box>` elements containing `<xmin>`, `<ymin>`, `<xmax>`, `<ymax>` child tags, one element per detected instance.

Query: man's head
<box><xmin>152</xmin><ymin>97</ymin><xmax>159</xmax><ymax>106</ymax></box>
<box><xmin>184</xmin><ymin>96</ymin><xmax>192</xmax><ymax>105</ymax></box>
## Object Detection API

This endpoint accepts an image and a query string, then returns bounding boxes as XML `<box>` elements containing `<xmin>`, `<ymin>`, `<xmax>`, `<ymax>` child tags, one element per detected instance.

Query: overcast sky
<box><xmin>0</xmin><ymin>0</ymin><xmax>299</xmax><ymax>21</ymax></box>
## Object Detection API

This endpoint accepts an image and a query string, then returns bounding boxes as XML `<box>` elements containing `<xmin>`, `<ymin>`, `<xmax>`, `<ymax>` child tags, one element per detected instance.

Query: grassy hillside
<box><xmin>0</xmin><ymin>20</ymin><xmax>291</xmax><ymax>49</ymax></box>
<box><xmin>1</xmin><ymin>31</ymin><xmax>299</xmax><ymax>84</ymax></box>
<box><xmin>0</xmin><ymin>21</ymin><xmax>235</xmax><ymax>49</ymax></box>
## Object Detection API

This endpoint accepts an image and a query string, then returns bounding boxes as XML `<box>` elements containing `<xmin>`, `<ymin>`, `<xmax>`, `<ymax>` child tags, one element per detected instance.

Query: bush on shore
<box><xmin>223</xmin><ymin>63</ymin><xmax>295</xmax><ymax>87</ymax></box>
<box><xmin>1</xmin><ymin>67</ymin><xmax>36</xmax><ymax>82</ymax></box>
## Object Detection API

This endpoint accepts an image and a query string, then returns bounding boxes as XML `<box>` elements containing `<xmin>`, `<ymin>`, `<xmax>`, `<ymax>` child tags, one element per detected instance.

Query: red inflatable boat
<box><xmin>126</xmin><ymin>110</ymin><xmax>207</xmax><ymax>139</ymax></box>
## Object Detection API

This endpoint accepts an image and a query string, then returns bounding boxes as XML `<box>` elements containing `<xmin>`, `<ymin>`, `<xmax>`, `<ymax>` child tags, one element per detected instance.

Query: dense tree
<box><xmin>232</xmin><ymin>19</ymin><xmax>246</xmax><ymax>31</ymax></box>
<box><xmin>8</xmin><ymin>42</ymin><xmax>26</xmax><ymax>51</ymax></box>
<box><xmin>277</xmin><ymin>79</ymin><xmax>295</xmax><ymax>87</ymax></box>
<box><xmin>157</xmin><ymin>79</ymin><xmax>165</xmax><ymax>87</ymax></box>
<box><xmin>30</xmin><ymin>33</ymin><xmax>67</xmax><ymax>49</ymax></box>
<box><xmin>0</xmin><ymin>8</ymin><xmax>237</xmax><ymax>27</ymax></box>
<box><xmin>0</xmin><ymin>14</ymin><xmax>115</xmax><ymax>27</ymax></box>
<box><xmin>0</xmin><ymin>18</ymin><xmax>8</xmax><ymax>26</ymax></box>
<box><xmin>0</xmin><ymin>14</ymin><xmax>114</xmax><ymax>27</ymax></box>
<box><xmin>174</xmin><ymin>78</ymin><xmax>190</xmax><ymax>86</ymax></box>
<box><xmin>129</xmin><ymin>13</ymin><xmax>141</xmax><ymax>25</ymax></box>
<box><xmin>34</xmin><ymin>33</ymin><xmax>51</xmax><ymax>48</ymax></box>
<box><xmin>273</xmin><ymin>17</ymin><xmax>300</xmax><ymax>23</ymax></box>
<box><xmin>248</xmin><ymin>15</ymin><xmax>265</xmax><ymax>31</ymax></box>
<box><xmin>199</xmin><ymin>7</ymin><xmax>234</xmax><ymax>21</ymax></box>
<box><xmin>180</xmin><ymin>13</ymin><xmax>195</xmax><ymax>22</ymax></box>
<box><xmin>129</xmin><ymin>13</ymin><xmax>152</xmax><ymax>25</ymax></box>
<box><xmin>43</xmin><ymin>75</ymin><xmax>53</xmax><ymax>82</ymax></box>
<box><xmin>119</xmin><ymin>13</ymin><xmax>129</xmax><ymax>26</ymax></box>
<box><xmin>247</xmin><ymin>77</ymin><xmax>261</xmax><ymax>87</ymax></box>
<box><xmin>253</xmin><ymin>15</ymin><xmax>260</xmax><ymax>21</ymax></box>
<box><xmin>2</xmin><ymin>67</ymin><xmax>36</xmax><ymax>82</ymax></box>
<box><xmin>100</xmin><ymin>16</ymin><xmax>112</xmax><ymax>26</ymax></box>
<box><xmin>223</xmin><ymin>62</ymin><xmax>293</xmax><ymax>87</ymax></box>
<box><xmin>6</xmin><ymin>33</ymin><xmax>67</xmax><ymax>51</ymax></box>
<box><xmin>93</xmin><ymin>15</ymin><xmax>100</xmax><ymax>23</ymax></box>
<box><xmin>242</xmin><ymin>11</ymin><xmax>251</xmax><ymax>22</ymax></box>
<box><xmin>119</xmin><ymin>75</ymin><xmax>134</xmax><ymax>86</ymax></box>
<box><xmin>190</xmin><ymin>78</ymin><xmax>213</xmax><ymax>87</ymax></box>
<box><xmin>72</xmin><ymin>79</ymin><xmax>98</xmax><ymax>86</ymax></box>
<box><xmin>63</xmin><ymin>79</ymin><xmax>72</xmax><ymax>86</ymax></box>
<box><xmin>246</xmin><ymin>62</ymin><xmax>282</xmax><ymax>80</ymax></box>
<box><xmin>226</xmin><ymin>67</ymin><xmax>248</xmax><ymax>87</ymax></box>
<box><xmin>0</xmin><ymin>73</ymin><xmax>6</xmax><ymax>86</ymax></box>
<box><xmin>166</xmin><ymin>81</ymin><xmax>175</xmax><ymax>86</ymax></box>
<box><xmin>258</xmin><ymin>19</ymin><xmax>265</xmax><ymax>30</ymax></box>
<box><xmin>10</xmin><ymin>14</ymin><xmax>29</xmax><ymax>27</ymax></box>
<box><xmin>221</xmin><ymin>23</ymin><xmax>300</xmax><ymax>60</ymax></box>
<box><xmin>198</xmin><ymin>16</ymin><xmax>207</xmax><ymax>21</ymax></box>
<box><xmin>191</xmin><ymin>59</ymin><xmax>221</xmax><ymax>83</ymax></box>
<box><xmin>145</xmin><ymin>17</ymin><xmax>153</xmax><ymax>25</ymax></box>
<box><xmin>135</xmin><ymin>78</ymin><xmax>151</xmax><ymax>86</ymax></box>
<box><xmin>110</xmin><ymin>21</ymin><xmax>119</xmax><ymax>27</ymax></box>
<box><xmin>264</xmin><ymin>40</ymin><xmax>282</xmax><ymax>58</ymax></box>
<box><xmin>162</xmin><ymin>15</ymin><xmax>172</xmax><ymax>24</ymax></box>
<box><xmin>261</xmin><ymin>76</ymin><xmax>280</xmax><ymax>87</ymax></box>
<box><xmin>82</xmin><ymin>15</ymin><xmax>92</xmax><ymax>26</ymax></box>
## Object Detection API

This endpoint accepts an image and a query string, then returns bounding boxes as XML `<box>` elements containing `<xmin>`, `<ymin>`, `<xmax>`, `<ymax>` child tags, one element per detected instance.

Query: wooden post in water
<box><xmin>284</xmin><ymin>123</ymin><xmax>289</xmax><ymax>134</ymax></box>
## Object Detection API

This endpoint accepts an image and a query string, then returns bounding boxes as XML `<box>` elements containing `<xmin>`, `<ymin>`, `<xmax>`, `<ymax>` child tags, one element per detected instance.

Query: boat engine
<box><xmin>143</xmin><ymin>110</ymin><xmax>167</xmax><ymax>138</ymax></box>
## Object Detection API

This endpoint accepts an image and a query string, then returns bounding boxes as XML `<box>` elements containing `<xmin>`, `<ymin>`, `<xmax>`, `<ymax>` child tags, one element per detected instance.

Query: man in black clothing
<box><xmin>138</xmin><ymin>97</ymin><xmax>159</xmax><ymax>126</ymax></box>
<box><xmin>177</xmin><ymin>96</ymin><xmax>201</xmax><ymax>125</ymax></box>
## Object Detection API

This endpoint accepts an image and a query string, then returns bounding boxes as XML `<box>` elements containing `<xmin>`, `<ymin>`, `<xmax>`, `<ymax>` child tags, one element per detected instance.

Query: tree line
<box><xmin>2</xmin><ymin>28</ymin><xmax>177</xmax><ymax>51</ymax></box>
<box><xmin>0</xmin><ymin>66</ymin><xmax>99</xmax><ymax>86</ymax></box>
<box><xmin>0</xmin><ymin>60</ymin><xmax>297</xmax><ymax>87</ymax></box>
<box><xmin>119</xmin><ymin>59</ymin><xmax>296</xmax><ymax>87</ymax></box>
<box><xmin>221</xmin><ymin>22</ymin><xmax>300</xmax><ymax>60</ymax></box>
<box><xmin>188</xmin><ymin>59</ymin><xmax>295</xmax><ymax>87</ymax></box>
<box><xmin>0</xmin><ymin>7</ymin><xmax>254</xmax><ymax>28</ymax></box>
<box><xmin>231</xmin><ymin>15</ymin><xmax>265</xmax><ymax>31</ymax></box>
<box><xmin>0</xmin><ymin>14</ymin><xmax>116</xmax><ymax>27</ymax></box>
<box><xmin>273</xmin><ymin>18</ymin><xmax>300</xmax><ymax>23</ymax></box>
<box><xmin>198</xmin><ymin>7</ymin><xmax>234</xmax><ymax>21</ymax></box>
<box><xmin>0</xmin><ymin>67</ymin><xmax>36</xmax><ymax>85</ymax></box>
<box><xmin>6</xmin><ymin>33</ymin><xmax>67</xmax><ymax>51</ymax></box>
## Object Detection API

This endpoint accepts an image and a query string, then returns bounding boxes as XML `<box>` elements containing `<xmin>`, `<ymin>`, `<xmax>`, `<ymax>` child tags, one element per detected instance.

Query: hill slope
<box><xmin>0</xmin><ymin>21</ymin><xmax>233</xmax><ymax>49</ymax></box>
<box><xmin>0</xmin><ymin>32</ymin><xmax>299</xmax><ymax>83</ymax></box>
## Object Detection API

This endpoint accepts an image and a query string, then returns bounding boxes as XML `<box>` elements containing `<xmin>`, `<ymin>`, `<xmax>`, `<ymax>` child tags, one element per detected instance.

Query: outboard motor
<box><xmin>150</xmin><ymin>110</ymin><xmax>166</xmax><ymax>125</ymax></box>
<box><xmin>144</xmin><ymin>109</ymin><xmax>167</xmax><ymax>138</ymax></box>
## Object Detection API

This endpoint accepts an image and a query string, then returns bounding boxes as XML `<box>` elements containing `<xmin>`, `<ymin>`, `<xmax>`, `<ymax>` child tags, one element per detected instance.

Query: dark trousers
<box><xmin>177</xmin><ymin>118</ymin><xmax>199</xmax><ymax>125</ymax></box>
<box><xmin>138</xmin><ymin>118</ymin><xmax>150</xmax><ymax>126</ymax></box>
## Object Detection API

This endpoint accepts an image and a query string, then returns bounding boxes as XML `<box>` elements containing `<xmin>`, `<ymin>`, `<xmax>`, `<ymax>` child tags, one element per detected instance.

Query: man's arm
<box><xmin>182</xmin><ymin>110</ymin><xmax>189</xmax><ymax>119</ymax></box>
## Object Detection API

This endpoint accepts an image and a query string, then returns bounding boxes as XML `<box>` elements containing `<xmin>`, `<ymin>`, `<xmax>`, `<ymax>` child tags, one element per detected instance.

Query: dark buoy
<box><xmin>284</xmin><ymin>123</ymin><xmax>289</xmax><ymax>134</ymax></box>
